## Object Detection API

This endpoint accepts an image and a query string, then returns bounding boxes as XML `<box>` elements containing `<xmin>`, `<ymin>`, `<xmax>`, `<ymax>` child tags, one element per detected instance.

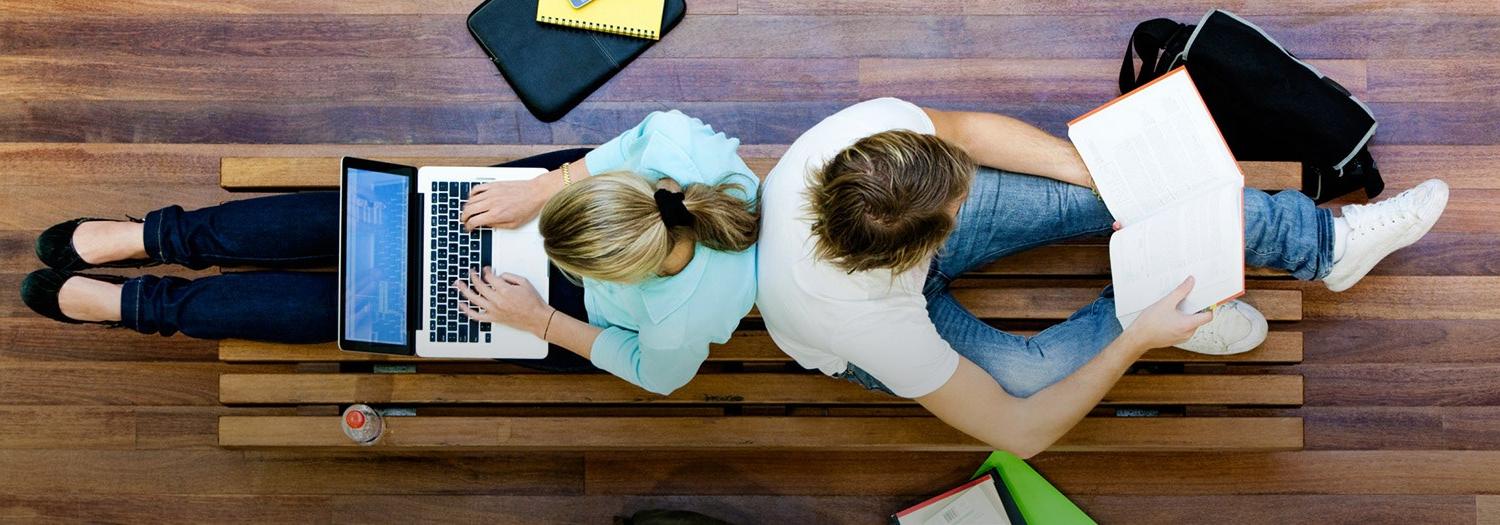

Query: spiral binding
<box><xmin>538</xmin><ymin>15</ymin><xmax>659</xmax><ymax>39</ymax></box>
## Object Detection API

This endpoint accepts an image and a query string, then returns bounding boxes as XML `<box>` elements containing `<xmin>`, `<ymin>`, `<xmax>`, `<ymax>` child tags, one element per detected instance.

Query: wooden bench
<box><xmin>216</xmin><ymin>155</ymin><xmax>1307</xmax><ymax>451</ymax></box>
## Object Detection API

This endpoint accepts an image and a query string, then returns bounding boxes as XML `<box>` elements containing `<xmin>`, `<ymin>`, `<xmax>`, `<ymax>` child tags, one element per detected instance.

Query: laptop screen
<box><xmin>343</xmin><ymin>167</ymin><xmax>409</xmax><ymax>346</ymax></box>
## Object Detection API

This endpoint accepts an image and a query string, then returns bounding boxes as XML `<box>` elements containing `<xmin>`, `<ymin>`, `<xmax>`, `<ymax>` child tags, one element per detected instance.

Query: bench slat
<box><xmin>219</xmin><ymin>331</ymin><xmax>1303</xmax><ymax>364</ymax></box>
<box><xmin>948</xmin><ymin>287</ymin><xmax>1300</xmax><ymax>320</ymax></box>
<box><xmin>217</xmin><ymin>415</ymin><xmax>1303</xmax><ymax>451</ymax></box>
<box><xmin>219</xmin><ymin>373</ymin><xmax>1303</xmax><ymax>406</ymax></box>
<box><xmin>221</xmin><ymin>156</ymin><xmax>1302</xmax><ymax>191</ymax></box>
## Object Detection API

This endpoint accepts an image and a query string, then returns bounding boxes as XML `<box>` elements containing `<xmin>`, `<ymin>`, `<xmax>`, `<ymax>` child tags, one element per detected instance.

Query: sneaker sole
<box><xmin>1324</xmin><ymin>181</ymin><xmax>1450</xmax><ymax>292</ymax></box>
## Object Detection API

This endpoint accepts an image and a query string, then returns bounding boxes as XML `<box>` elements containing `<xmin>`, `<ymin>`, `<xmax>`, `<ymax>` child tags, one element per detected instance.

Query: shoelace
<box><xmin>1343</xmin><ymin>188</ymin><xmax>1424</xmax><ymax>234</ymax></box>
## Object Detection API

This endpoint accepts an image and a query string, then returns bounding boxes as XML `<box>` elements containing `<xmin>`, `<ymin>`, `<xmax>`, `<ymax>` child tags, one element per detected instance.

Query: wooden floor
<box><xmin>2</xmin><ymin>1</ymin><xmax>1498</xmax><ymax>523</ymax></box>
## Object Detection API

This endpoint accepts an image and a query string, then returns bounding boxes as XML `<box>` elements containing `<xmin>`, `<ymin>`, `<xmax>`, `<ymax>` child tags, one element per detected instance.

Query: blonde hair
<box><xmin>540</xmin><ymin>171</ymin><xmax>759</xmax><ymax>283</ymax></box>
<box><xmin>808</xmin><ymin>130</ymin><xmax>976</xmax><ymax>274</ymax></box>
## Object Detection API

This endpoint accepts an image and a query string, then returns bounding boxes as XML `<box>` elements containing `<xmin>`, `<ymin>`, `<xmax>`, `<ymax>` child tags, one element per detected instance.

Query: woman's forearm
<box><xmin>534</xmin><ymin>158</ymin><xmax>592</xmax><ymax>201</ymax></box>
<box><xmin>540</xmin><ymin>310</ymin><xmax>601</xmax><ymax>359</ymax></box>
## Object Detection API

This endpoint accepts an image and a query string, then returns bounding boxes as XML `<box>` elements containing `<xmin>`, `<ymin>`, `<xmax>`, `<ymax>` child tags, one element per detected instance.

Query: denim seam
<box><xmin>154</xmin><ymin>213</ymin><xmax>167</xmax><ymax>263</ymax></box>
<box><xmin>132</xmin><ymin>281</ymin><xmax>142</xmax><ymax>329</ymax></box>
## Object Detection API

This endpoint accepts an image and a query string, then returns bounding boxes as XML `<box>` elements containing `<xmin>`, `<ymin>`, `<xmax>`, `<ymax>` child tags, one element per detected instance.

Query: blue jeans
<box><xmin>119</xmin><ymin>150</ymin><xmax>594</xmax><ymax>355</ymax></box>
<box><xmin>841</xmin><ymin>168</ymin><xmax>1334</xmax><ymax>397</ymax></box>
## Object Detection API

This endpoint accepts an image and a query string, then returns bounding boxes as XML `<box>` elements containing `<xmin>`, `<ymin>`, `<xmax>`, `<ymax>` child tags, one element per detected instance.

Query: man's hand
<box><xmin>461</xmin><ymin>174</ymin><xmax>552</xmax><ymax>230</ymax></box>
<box><xmin>452</xmin><ymin>268</ymin><xmax>553</xmax><ymax>337</ymax></box>
<box><xmin>1122</xmin><ymin>276</ymin><xmax>1215</xmax><ymax>351</ymax></box>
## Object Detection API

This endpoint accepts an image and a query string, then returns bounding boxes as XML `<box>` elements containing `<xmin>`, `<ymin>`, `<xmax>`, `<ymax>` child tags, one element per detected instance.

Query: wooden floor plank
<box><xmin>583</xmin><ymin>450</ymin><xmax>1500</xmax><ymax>496</ymax></box>
<box><xmin>1301</xmin><ymin>364</ymin><xmax>1500</xmax><ymax>406</ymax></box>
<box><xmin>740</xmin><ymin>0</ymin><xmax>1500</xmax><ymax>16</ymax></box>
<box><xmin>1369</xmin><ymin>59</ymin><xmax>1500</xmax><ymax>103</ymax></box>
<box><xmin>4</xmin><ymin>15</ymin><xmax>1499</xmax><ymax>60</ymax></box>
<box><xmin>219</xmin><ymin>373</ymin><xmax>1304</xmax><ymax>406</ymax></box>
<box><xmin>219</xmin><ymin>331</ymin><xmax>1304</xmax><ymax>364</ymax></box>
<box><xmin>218</xmin><ymin>415</ymin><xmax>1303</xmax><ymax>452</ymax></box>
<box><xmin>0</xmin><ymin>406</ymin><xmax>137</xmax><ymax>449</ymax></box>
<box><xmin>1296</xmin><ymin>276</ymin><xmax>1500</xmax><ymax>320</ymax></box>
<box><xmin>0</xmin><ymin>0</ymin><xmax>739</xmax><ymax>15</ymax></box>
<box><xmin>1070</xmin><ymin>495</ymin><xmax>1477</xmax><ymax>525</ymax></box>
<box><xmin>858</xmin><ymin>58</ymin><xmax>1367</xmax><ymax>101</ymax></box>
<box><xmin>0</xmin><ymin>57</ymin><xmax>858</xmax><ymax>103</ymax></box>
<box><xmin>0</xmin><ymin>495</ymin><xmax>337</xmax><ymax>524</ymax></box>
<box><xmin>0</xmin><ymin>449</ymin><xmax>584</xmax><ymax>495</ymax></box>
<box><xmin>323</xmin><ymin>495</ymin><xmax>901</xmax><ymax>525</ymax></box>
<box><xmin>0</xmin><ymin>362</ymin><xmax>286</xmax><ymax>406</ymax></box>
<box><xmin>1300</xmin><ymin>319</ymin><xmax>1500</xmax><ymax>364</ymax></box>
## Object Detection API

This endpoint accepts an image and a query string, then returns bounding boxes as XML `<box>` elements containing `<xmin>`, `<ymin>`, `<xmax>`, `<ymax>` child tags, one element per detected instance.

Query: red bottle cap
<box><xmin>345</xmin><ymin>410</ymin><xmax>366</xmax><ymax>429</ymax></box>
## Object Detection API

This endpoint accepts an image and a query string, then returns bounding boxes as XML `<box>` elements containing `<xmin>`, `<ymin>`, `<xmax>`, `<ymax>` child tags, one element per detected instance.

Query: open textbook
<box><xmin>1067</xmin><ymin>67</ymin><xmax>1245</xmax><ymax>328</ymax></box>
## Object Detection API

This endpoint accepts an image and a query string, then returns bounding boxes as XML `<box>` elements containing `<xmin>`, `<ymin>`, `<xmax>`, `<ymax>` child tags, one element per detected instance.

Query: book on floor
<box><xmin>536</xmin><ymin>0</ymin><xmax>667</xmax><ymax>40</ymax></box>
<box><xmin>1067</xmin><ymin>66</ymin><xmax>1246</xmax><ymax>328</ymax></box>
<box><xmin>892</xmin><ymin>469</ymin><xmax>1026</xmax><ymax>525</ymax></box>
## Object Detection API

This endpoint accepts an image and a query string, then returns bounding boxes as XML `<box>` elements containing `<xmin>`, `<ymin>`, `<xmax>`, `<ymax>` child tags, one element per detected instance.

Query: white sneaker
<box><xmin>1323</xmin><ymin>179</ymin><xmax>1449</xmax><ymax>292</ymax></box>
<box><xmin>1173</xmin><ymin>300</ymin><xmax>1268</xmax><ymax>355</ymax></box>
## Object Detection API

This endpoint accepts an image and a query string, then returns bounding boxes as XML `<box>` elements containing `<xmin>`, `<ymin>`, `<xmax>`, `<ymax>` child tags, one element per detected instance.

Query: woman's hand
<box><xmin>452</xmin><ymin>268</ymin><xmax>554</xmax><ymax>338</ymax></box>
<box><xmin>1121</xmin><ymin>276</ymin><xmax>1214</xmax><ymax>351</ymax></box>
<box><xmin>460</xmin><ymin>174</ymin><xmax>552</xmax><ymax>230</ymax></box>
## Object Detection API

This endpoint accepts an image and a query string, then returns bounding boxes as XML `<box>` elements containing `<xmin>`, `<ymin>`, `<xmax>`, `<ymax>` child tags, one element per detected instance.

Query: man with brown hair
<box><xmin>756</xmin><ymin>98</ymin><xmax>1447</xmax><ymax>457</ymax></box>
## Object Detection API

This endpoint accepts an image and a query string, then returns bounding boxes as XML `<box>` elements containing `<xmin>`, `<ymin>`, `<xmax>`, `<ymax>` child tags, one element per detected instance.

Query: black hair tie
<box><xmin>654</xmin><ymin>189</ymin><xmax>695</xmax><ymax>228</ymax></box>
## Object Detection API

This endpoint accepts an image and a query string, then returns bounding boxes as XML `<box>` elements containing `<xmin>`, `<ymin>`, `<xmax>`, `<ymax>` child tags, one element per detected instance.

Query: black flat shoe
<box><xmin>20</xmin><ymin>269</ymin><xmax>129</xmax><ymax>326</ymax></box>
<box><xmin>36</xmin><ymin>217</ymin><xmax>157</xmax><ymax>272</ymax></box>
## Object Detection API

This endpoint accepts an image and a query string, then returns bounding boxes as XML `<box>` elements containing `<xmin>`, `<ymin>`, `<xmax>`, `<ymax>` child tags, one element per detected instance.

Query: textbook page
<box><xmin>1110</xmin><ymin>183</ymin><xmax>1244</xmax><ymax>327</ymax></box>
<box><xmin>1067</xmin><ymin>67</ymin><xmax>1245</xmax><ymax>327</ymax></box>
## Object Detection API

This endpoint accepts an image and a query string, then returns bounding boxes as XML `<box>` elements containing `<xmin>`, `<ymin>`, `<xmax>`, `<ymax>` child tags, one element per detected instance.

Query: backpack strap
<box><xmin>1121</xmin><ymin>18</ymin><xmax>1189</xmax><ymax>92</ymax></box>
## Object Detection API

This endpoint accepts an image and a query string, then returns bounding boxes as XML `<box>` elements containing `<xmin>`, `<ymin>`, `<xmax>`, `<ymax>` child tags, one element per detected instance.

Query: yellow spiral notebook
<box><xmin>536</xmin><ymin>0</ymin><xmax>666</xmax><ymax>40</ymax></box>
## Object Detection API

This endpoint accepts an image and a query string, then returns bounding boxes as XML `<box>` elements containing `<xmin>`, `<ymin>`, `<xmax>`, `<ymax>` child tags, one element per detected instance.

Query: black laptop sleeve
<box><xmin>467</xmin><ymin>0</ymin><xmax>686</xmax><ymax>123</ymax></box>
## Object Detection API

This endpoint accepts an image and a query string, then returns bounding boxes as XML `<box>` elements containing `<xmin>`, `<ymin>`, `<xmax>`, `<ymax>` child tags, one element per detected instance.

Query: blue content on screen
<box><xmin>344</xmin><ymin>168</ymin><xmax>409</xmax><ymax>345</ymax></box>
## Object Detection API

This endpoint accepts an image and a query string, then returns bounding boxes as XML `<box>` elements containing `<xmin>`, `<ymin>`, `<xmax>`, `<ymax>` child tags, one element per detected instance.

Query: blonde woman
<box><xmin>454</xmin><ymin>110</ymin><xmax>759</xmax><ymax>394</ymax></box>
<box><xmin>22</xmin><ymin>111</ymin><xmax>759</xmax><ymax>395</ymax></box>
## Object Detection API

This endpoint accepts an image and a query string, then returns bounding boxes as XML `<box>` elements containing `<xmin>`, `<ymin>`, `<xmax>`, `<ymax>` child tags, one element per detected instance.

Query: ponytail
<box><xmin>680</xmin><ymin>174</ymin><xmax>759</xmax><ymax>253</ymax></box>
<box><xmin>539</xmin><ymin>171</ymin><xmax>759</xmax><ymax>283</ymax></box>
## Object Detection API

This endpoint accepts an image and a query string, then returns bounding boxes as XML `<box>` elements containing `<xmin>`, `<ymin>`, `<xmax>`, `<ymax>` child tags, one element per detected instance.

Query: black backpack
<box><xmin>1122</xmin><ymin>9</ymin><xmax>1384</xmax><ymax>203</ymax></box>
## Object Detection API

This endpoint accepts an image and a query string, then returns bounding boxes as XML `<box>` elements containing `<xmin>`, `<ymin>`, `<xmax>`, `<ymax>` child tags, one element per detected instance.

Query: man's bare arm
<box><xmin>923</xmin><ymin>107</ymin><xmax>1093</xmax><ymax>189</ymax></box>
<box><xmin>916</xmin><ymin>333</ymin><xmax>1146</xmax><ymax>458</ymax></box>
<box><xmin>915</xmin><ymin>278</ymin><xmax>1212</xmax><ymax>458</ymax></box>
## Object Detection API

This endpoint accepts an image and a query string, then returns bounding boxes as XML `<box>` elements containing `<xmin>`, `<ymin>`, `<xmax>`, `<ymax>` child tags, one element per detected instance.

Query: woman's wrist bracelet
<box><xmin>560</xmin><ymin>162</ymin><xmax>573</xmax><ymax>188</ymax></box>
<box><xmin>541</xmin><ymin>308</ymin><xmax>559</xmax><ymax>340</ymax></box>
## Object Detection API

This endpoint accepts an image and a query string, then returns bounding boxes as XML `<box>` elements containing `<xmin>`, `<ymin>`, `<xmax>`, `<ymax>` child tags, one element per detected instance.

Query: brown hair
<box><xmin>540</xmin><ymin>172</ymin><xmax>759</xmax><ymax>283</ymax></box>
<box><xmin>807</xmin><ymin>130</ymin><xmax>976</xmax><ymax>273</ymax></box>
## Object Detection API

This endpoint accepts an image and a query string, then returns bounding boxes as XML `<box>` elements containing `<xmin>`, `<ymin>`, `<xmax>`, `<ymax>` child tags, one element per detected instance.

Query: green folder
<box><xmin>975</xmin><ymin>452</ymin><xmax>1096</xmax><ymax>525</ymax></box>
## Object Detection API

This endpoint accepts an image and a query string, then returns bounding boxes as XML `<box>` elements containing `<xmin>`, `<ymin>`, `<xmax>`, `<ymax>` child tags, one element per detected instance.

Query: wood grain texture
<box><xmin>1069</xmin><ymin>495</ymin><xmax>1477</xmax><ymax>525</ymax></box>
<box><xmin>0</xmin><ymin>0</ymin><xmax>740</xmax><ymax>15</ymax></box>
<box><xmin>5</xmin><ymin>15</ymin><xmax>1498</xmax><ymax>60</ymax></box>
<box><xmin>583</xmin><ymin>450</ymin><xmax>1500</xmax><ymax>496</ymax></box>
<box><xmin>0</xmin><ymin>495</ymin><xmax>337</xmax><ymax>524</ymax></box>
<box><xmin>0</xmin><ymin>362</ymin><xmax>287</xmax><ymax>406</ymax></box>
<box><xmin>219</xmin><ymin>373</ymin><xmax>1303</xmax><ymax>406</ymax></box>
<box><xmin>0</xmin><ymin>449</ymin><xmax>585</xmax><ymax>495</ymax></box>
<box><xmin>218</xmin><ymin>331</ymin><xmax>1304</xmax><ymax>364</ymax></box>
<box><xmin>218</xmin><ymin>416</ymin><xmax>1303</xmax><ymax>451</ymax></box>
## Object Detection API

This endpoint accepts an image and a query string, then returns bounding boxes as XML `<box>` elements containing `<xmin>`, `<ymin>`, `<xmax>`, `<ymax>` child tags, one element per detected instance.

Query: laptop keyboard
<box><xmin>428</xmin><ymin>181</ymin><xmax>493</xmax><ymax>344</ymax></box>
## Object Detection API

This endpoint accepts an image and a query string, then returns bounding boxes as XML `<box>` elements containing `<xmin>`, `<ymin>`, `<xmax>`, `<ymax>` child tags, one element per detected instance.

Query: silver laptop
<box><xmin>337</xmin><ymin>157</ymin><xmax>550</xmax><ymax>359</ymax></box>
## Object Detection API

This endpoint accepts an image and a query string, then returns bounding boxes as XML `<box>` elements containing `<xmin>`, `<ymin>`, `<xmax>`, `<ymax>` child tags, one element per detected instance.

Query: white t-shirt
<box><xmin>755</xmin><ymin>98</ymin><xmax>961</xmax><ymax>398</ymax></box>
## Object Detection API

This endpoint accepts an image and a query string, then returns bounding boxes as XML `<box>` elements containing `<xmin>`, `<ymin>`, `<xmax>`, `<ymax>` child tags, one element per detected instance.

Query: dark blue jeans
<box><xmin>120</xmin><ymin>150</ymin><xmax>593</xmax><ymax>358</ymax></box>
